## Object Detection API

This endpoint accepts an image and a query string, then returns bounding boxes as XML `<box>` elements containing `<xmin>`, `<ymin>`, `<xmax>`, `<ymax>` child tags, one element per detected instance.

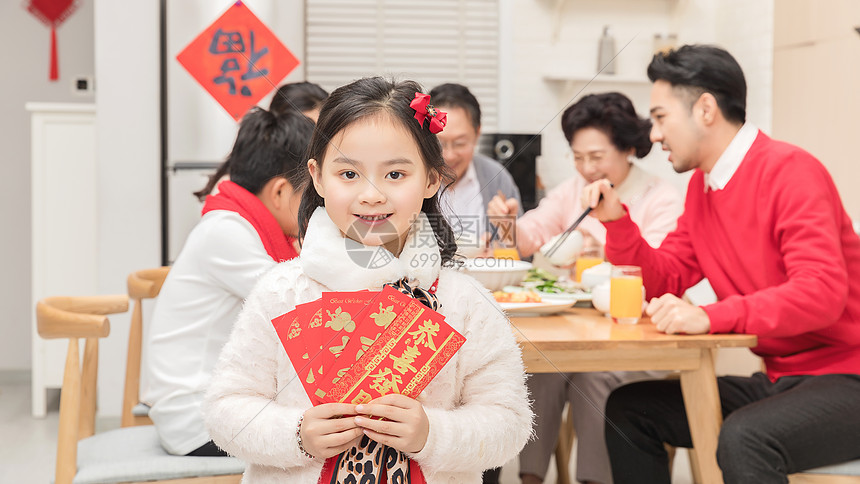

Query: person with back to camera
<box><xmin>580</xmin><ymin>44</ymin><xmax>860</xmax><ymax>483</ymax></box>
<box><xmin>203</xmin><ymin>77</ymin><xmax>533</xmax><ymax>483</ymax></box>
<box><xmin>269</xmin><ymin>81</ymin><xmax>329</xmax><ymax>122</ymax></box>
<box><xmin>488</xmin><ymin>92</ymin><xmax>683</xmax><ymax>484</ymax></box>
<box><xmin>143</xmin><ymin>107</ymin><xmax>313</xmax><ymax>456</ymax></box>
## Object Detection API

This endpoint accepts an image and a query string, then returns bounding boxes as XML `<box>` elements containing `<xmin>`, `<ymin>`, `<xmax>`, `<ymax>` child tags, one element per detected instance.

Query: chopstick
<box><xmin>543</xmin><ymin>183</ymin><xmax>612</xmax><ymax>259</ymax></box>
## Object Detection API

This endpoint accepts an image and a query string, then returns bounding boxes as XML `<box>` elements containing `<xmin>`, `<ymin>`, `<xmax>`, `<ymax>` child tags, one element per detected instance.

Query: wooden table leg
<box><xmin>554</xmin><ymin>403</ymin><xmax>575</xmax><ymax>484</ymax></box>
<box><xmin>680</xmin><ymin>348</ymin><xmax>723</xmax><ymax>484</ymax></box>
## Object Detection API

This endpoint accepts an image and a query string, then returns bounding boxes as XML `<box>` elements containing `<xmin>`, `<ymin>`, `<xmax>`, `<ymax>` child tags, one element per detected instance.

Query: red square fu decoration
<box><xmin>176</xmin><ymin>1</ymin><xmax>300</xmax><ymax>121</ymax></box>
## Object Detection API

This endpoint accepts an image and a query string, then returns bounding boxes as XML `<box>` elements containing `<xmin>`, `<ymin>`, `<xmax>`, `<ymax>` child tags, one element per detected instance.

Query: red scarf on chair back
<box><xmin>201</xmin><ymin>180</ymin><xmax>299</xmax><ymax>262</ymax></box>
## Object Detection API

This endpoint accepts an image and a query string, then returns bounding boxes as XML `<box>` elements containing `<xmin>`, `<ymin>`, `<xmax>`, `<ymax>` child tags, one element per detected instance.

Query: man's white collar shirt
<box><xmin>705</xmin><ymin>122</ymin><xmax>759</xmax><ymax>192</ymax></box>
<box><xmin>441</xmin><ymin>160</ymin><xmax>485</xmax><ymax>248</ymax></box>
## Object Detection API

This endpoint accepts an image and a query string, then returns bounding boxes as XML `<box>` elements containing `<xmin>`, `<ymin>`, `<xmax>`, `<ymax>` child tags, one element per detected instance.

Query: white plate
<box><xmin>543</xmin><ymin>291</ymin><xmax>593</xmax><ymax>303</ymax></box>
<box><xmin>499</xmin><ymin>300</ymin><xmax>578</xmax><ymax>315</ymax></box>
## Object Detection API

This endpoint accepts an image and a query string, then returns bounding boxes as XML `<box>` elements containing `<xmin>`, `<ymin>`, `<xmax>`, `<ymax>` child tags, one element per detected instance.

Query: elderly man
<box><xmin>429</xmin><ymin>83</ymin><xmax>522</xmax><ymax>252</ymax></box>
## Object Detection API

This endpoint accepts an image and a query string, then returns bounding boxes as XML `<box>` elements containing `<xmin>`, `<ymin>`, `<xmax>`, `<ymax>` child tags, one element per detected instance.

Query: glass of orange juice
<box><xmin>610</xmin><ymin>265</ymin><xmax>643</xmax><ymax>324</ymax></box>
<box><xmin>493</xmin><ymin>247</ymin><xmax>520</xmax><ymax>260</ymax></box>
<box><xmin>575</xmin><ymin>246</ymin><xmax>604</xmax><ymax>282</ymax></box>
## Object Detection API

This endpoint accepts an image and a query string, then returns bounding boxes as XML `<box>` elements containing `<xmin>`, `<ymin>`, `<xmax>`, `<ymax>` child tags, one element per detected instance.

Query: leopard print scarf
<box><xmin>384</xmin><ymin>278</ymin><xmax>439</xmax><ymax>311</ymax></box>
<box><xmin>319</xmin><ymin>434</ymin><xmax>425</xmax><ymax>484</ymax></box>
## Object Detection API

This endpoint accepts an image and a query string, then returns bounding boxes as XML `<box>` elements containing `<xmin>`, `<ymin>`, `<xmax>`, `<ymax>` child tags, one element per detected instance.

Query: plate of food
<box><xmin>492</xmin><ymin>289</ymin><xmax>580</xmax><ymax>315</ymax></box>
<box><xmin>514</xmin><ymin>268</ymin><xmax>593</xmax><ymax>302</ymax></box>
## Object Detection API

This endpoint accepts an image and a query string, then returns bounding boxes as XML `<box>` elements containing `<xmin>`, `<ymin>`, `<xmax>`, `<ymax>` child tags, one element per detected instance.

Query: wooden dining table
<box><xmin>509</xmin><ymin>307</ymin><xmax>757</xmax><ymax>484</ymax></box>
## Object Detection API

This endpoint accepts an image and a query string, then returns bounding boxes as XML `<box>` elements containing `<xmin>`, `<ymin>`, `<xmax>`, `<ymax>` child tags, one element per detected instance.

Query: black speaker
<box><xmin>478</xmin><ymin>133</ymin><xmax>540</xmax><ymax>211</ymax></box>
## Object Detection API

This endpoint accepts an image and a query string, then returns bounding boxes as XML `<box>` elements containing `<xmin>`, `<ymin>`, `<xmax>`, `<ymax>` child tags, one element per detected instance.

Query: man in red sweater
<box><xmin>584</xmin><ymin>45</ymin><xmax>860</xmax><ymax>483</ymax></box>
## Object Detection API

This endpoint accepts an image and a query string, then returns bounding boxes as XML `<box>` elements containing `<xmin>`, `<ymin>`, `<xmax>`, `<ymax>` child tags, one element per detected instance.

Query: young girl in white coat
<box><xmin>203</xmin><ymin>77</ymin><xmax>533</xmax><ymax>484</ymax></box>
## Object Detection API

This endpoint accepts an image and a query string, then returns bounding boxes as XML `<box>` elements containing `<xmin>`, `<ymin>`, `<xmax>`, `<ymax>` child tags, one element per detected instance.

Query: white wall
<box><xmin>772</xmin><ymin>0</ymin><xmax>860</xmax><ymax>221</ymax></box>
<box><xmin>714</xmin><ymin>0</ymin><xmax>774</xmax><ymax>134</ymax></box>
<box><xmin>93</xmin><ymin>0</ymin><xmax>162</xmax><ymax>414</ymax></box>
<box><xmin>0</xmin><ymin>1</ymin><xmax>95</xmax><ymax>372</ymax></box>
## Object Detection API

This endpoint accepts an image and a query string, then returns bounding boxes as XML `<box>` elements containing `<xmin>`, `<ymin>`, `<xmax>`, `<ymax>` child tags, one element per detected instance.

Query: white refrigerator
<box><xmin>161</xmin><ymin>0</ymin><xmax>305</xmax><ymax>263</ymax></box>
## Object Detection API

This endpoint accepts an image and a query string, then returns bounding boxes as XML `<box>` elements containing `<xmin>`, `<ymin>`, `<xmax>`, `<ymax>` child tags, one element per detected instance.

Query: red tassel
<box><xmin>50</xmin><ymin>26</ymin><xmax>58</xmax><ymax>81</ymax></box>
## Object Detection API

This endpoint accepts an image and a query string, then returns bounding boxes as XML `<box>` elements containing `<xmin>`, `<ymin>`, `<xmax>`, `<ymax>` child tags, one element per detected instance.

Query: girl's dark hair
<box><xmin>647</xmin><ymin>44</ymin><xmax>747</xmax><ymax>124</ymax></box>
<box><xmin>194</xmin><ymin>107</ymin><xmax>314</xmax><ymax>201</ymax></box>
<box><xmin>560</xmin><ymin>92</ymin><xmax>653</xmax><ymax>159</ymax></box>
<box><xmin>269</xmin><ymin>81</ymin><xmax>329</xmax><ymax>117</ymax></box>
<box><xmin>298</xmin><ymin>77</ymin><xmax>457</xmax><ymax>265</ymax></box>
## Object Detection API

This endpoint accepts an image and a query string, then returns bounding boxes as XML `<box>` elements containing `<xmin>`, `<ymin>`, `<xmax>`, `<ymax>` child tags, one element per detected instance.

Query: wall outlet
<box><xmin>73</xmin><ymin>76</ymin><xmax>94</xmax><ymax>95</ymax></box>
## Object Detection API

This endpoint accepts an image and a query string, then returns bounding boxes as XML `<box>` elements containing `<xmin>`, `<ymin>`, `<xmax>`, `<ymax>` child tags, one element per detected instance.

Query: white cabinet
<box><xmin>27</xmin><ymin>103</ymin><xmax>98</xmax><ymax>417</ymax></box>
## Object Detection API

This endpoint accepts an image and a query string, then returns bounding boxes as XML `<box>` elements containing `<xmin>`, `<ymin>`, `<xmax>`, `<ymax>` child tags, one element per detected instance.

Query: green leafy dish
<box><xmin>519</xmin><ymin>268</ymin><xmax>591</xmax><ymax>299</ymax></box>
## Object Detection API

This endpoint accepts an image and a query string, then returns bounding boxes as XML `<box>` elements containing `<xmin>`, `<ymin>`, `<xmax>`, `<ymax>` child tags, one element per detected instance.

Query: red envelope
<box><xmin>317</xmin><ymin>286</ymin><xmax>414</xmax><ymax>396</ymax></box>
<box><xmin>271</xmin><ymin>306</ymin><xmax>322</xmax><ymax>404</ymax></box>
<box><xmin>298</xmin><ymin>300</ymin><xmax>336</xmax><ymax>404</ymax></box>
<box><xmin>325</xmin><ymin>299</ymin><xmax>466</xmax><ymax>405</ymax></box>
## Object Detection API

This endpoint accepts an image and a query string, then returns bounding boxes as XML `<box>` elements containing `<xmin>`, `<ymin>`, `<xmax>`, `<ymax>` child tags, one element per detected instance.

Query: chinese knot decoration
<box><xmin>25</xmin><ymin>0</ymin><xmax>79</xmax><ymax>81</ymax></box>
<box><xmin>410</xmin><ymin>93</ymin><xmax>447</xmax><ymax>134</ymax></box>
<box><xmin>176</xmin><ymin>1</ymin><xmax>300</xmax><ymax>121</ymax></box>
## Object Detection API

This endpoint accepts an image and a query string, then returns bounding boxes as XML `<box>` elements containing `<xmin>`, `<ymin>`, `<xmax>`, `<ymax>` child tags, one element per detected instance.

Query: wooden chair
<box><xmin>553</xmin><ymin>403</ymin><xmax>576</xmax><ymax>484</ymax></box>
<box><xmin>37</xmin><ymin>295</ymin><xmax>244</xmax><ymax>484</ymax></box>
<box><xmin>788</xmin><ymin>459</ymin><xmax>860</xmax><ymax>482</ymax></box>
<box><xmin>122</xmin><ymin>266</ymin><xmax>170</xmax><ymax>427</ymax></box>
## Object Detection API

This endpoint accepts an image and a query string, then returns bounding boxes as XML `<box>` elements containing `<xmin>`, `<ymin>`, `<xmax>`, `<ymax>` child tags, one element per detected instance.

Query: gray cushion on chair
<box><xmin>66</xmin><ymin>425</ymin><xmax>244</xmax><ymax>484</ymax></box>
<box><xmin>802</xmin><ymin>459</ymin><xmax>860</xmax><ymax>475</ymax></box>
<box><xmin>132</xmin><ymin>402</ymin><xmax>151</xmax><ymax>417</ymax></box>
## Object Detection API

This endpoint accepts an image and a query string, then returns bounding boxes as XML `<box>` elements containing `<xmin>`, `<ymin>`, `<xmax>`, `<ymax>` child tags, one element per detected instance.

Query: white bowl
<box><xmin>591</xmin><ymin>281</ymin><xmax>611</xmax><ymax>315</ymax></box>
<box><xmin>539</xmin><ymin>231</ymin><xmax>583</xmax><ymax>267</ymax></box>
<box><xmin>460</xmin><ymin>258</ymin><xmax>533</xmax><ymax>291</ymax></box>
<box><xmin>580</xmin><ymin>262</ymin><xmax>612</xmax><ymax>289</ymax></box>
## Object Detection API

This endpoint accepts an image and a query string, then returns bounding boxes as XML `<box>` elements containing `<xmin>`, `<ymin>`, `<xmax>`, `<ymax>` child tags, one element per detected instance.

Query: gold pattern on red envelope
<box><xmin>318</xmin><ymin>287</ymin><xmax>413</xmax><ymax>396</ymax></box>
<box><xmin>326</xmin><ymin>299</ymin><xmax>465</xmax><ymax>404</ymax></box>
<box><xmin>320</xmin><ymin>291</ymin><xmax>376</xmax><ymax>364</ymax></box>
<box><xmin>271</xmin><ymin>287</ymin><xmax>465</xmax><ymax>406</ymax></box>
<box><xmin>308</xmin><ymin>307</ymin><xmax>323</xmax><ymax>328</ymax></box>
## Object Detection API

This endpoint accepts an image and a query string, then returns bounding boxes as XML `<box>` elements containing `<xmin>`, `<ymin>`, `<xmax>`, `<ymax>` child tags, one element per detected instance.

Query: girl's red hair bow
<box><xmin>410</xmin><ymin>93</ymin><xmax>447</xmax><ymax>134</ymax></box>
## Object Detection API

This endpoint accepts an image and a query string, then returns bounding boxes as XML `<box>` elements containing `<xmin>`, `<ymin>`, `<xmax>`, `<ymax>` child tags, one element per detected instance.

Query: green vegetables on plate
<box><xmin>522</xmin><ymin>268</ymin><xmax>567</xmax><ymax>294</ymax></box>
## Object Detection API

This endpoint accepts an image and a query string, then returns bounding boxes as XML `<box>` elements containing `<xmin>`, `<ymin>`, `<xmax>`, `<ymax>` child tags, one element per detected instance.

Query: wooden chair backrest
<box><xmin>123</xmin><ymin>266</ymin><xmax>170</xmax><ymax>427</ymax></box>
<box><xmin>36</xmin><ymin>295</ymin><xmax>129</xmax><ymax>484</ymax></box>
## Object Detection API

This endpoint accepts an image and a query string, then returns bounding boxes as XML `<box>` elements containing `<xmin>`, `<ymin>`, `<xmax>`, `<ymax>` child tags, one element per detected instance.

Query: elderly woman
<box><xmin>488</xmin><ymin>92</ymin><xmax>683</xmax><ymax>484</ymax></box>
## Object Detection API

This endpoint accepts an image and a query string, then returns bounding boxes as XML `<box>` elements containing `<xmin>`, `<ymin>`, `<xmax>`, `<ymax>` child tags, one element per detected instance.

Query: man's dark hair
<box><xmin>428</xmin><ymin>83</ymin><xmax>481</xmax><ymax>131</ymax></box>
<box><xmin>194</xmin><ymin>108</ymin><xmax>313</xmax><ymax>200</ymax></box>
<box><xmin>269</xmin><ymin>81</ymin><xmax>329</xmax><ymax>117</ymax></box>
<box><xmin>647</xmin><ymin>44</ymin><xmax>747</xmax><ymax>124</ymax></box>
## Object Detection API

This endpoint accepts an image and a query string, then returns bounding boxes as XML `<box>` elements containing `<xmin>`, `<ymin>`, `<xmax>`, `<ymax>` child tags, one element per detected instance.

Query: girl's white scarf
<box><xmin>300</xmin><ymin>207</ymin><xmax>441</xmax><ymax>291</ymax></box>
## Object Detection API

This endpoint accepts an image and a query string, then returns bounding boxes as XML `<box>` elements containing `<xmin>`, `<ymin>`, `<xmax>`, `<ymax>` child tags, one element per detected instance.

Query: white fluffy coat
<box><xmin>204</xmin><ymin>208</ymin><xmax>533</xmax><ymax>483</ymax></box>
